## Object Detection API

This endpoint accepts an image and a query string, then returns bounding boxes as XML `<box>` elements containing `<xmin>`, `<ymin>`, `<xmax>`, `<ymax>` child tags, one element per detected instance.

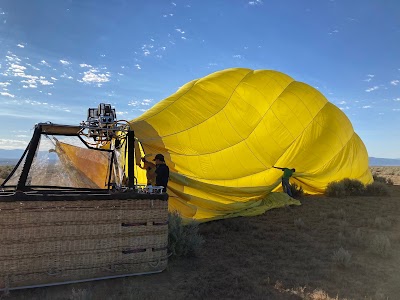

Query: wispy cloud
<box><xmin>0</xmin><ymin>82</ymin><xmax>11</xmax><ymax>87</ymax></box>
<box><xmin>59</xmin><ymin>59</ymin><xmax>71</xmax><ymax>65</ymax></box>
<box><xmin>364</xmin><ymin>74</ymin><xmax>374</xmax><ymax>82</ymax></box>
<box><xmin>17</xmin><ymin>44</ymin><xmax>25</xmax><ymax>48</ymax></box>
<box><xmin>365</xmin><ymin>86</ymin><xmax>379</xmax><ymax>92</ymax></box>
<box><xmin>79</xmin><ymin>68</ymin><xmax>110</xmax><ymax>85</ymax></box>
<box><xmin>40</xmin><ymin>60</ymin><xmax>51</xmax><ymax>67</ymax></box>
<box><xmin>248</xmin><ymin>0</ymin><xmax>263</xmax><ymax>5</ymax></box>
<box><xmin>362</xmin><ymin>105</ymin><xmax>372</xmax><ymax>108</ymax></box>
<box><xmin>141</xmin><ymin>99</ymin><xmax>153</xmax><ymax>106</ymax></box>
<box><xmin>390</xmin><ymin>80</ymin><xmax>399</xmax><ymax>86</ymax></box>
<box><xmin>79</xmin><ymin>63</ymin><xmax>93</xmax><ymax>68</ymax></box>
<box><xmin>0</xmin><ymin>139</ymin><xmax>29</xmax><ymax>149</ymax></box>
<box><xmin>0</xmin><ymin>91</ymin><xmax>15</xmax><ymax>98</ymax></box>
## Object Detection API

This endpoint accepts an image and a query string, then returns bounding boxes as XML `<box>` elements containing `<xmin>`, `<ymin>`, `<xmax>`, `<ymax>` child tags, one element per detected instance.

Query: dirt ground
<box><xmin>3</xmin><ymin>167</ymin><xmax>400</xmax><ymax>300</ymax></box>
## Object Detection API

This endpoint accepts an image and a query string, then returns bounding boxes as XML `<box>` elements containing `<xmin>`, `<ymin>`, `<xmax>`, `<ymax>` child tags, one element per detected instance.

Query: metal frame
<box><xmin>1</xmin><ymin>123</ymin><xmax>136</xmax><ymax>192</ymax></box>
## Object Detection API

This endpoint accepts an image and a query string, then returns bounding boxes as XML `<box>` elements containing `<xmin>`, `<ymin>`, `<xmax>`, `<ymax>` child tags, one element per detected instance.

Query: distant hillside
<box><xmin>369</xmin><ymin>157</ymin><xmax>400</xmax><ymax>166</ymax></box>
<box><xmin>0</xmin><ymin>149</ymin><xmax>25</xmax><ymax>159</ymax></box>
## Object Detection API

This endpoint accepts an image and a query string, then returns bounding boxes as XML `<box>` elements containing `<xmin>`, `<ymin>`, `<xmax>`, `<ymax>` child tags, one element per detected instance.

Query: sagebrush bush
<box><xmin>325</xmin><ymin>178</ymin><xmax>366</xmax><ymax>197</ymax></box>
<box><xmin>342</xmin><ymin>178</ymin><xmax>365</xmax><ymax>196</ymax></box>
<box><xmin>325</xmin><ymin>181</ymin><xmax>346</xmax><ymax>197</ymax></box>
<box><xmin>332</xmin><ymin>247</ymin><xmax>352</xmax><ymax>268</ymax></box>
<box><xmin>289</xmin><ymin>183</ymin><xmax>304</xmax><ymax>198</ymax></box>
<box><xmin>370</xmin><ymin>234</ymin><xmax>391</xmax><ymax>258</ymax></box>
<box><xmin>365</xmin><ymin>182</ymin><xmax>389</xmax><ymax>196</ymax></box>
<box><xmin>168</xmin><ymin>211</ymin><xmax>204</xmax><ymax>257</ymax></box>
<box><xmin>0</xmin><ymin>165</ymin><xmax>14</xmax><ymax>179</ymax></box>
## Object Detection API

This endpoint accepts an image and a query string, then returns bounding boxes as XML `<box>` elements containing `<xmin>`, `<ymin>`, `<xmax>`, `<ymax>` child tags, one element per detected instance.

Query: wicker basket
<box><xmin>0</xmin><ymin>195</ymin><xmax>169</xmax><ymax>290</ymax></box>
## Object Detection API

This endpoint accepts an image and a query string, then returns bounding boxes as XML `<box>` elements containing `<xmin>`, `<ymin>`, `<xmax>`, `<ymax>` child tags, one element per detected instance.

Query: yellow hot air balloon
<box><xmin>130</xmin><ymin>68</ymin><xmax>373</xmax><ymax>222</ymax></box>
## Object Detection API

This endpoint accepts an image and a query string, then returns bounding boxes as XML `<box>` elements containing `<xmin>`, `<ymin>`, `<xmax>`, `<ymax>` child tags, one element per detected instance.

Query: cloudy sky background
<box><xmin>0</xmin><ymin>0</ymin><xmax>399</xmax><ymax>158</ymax></box>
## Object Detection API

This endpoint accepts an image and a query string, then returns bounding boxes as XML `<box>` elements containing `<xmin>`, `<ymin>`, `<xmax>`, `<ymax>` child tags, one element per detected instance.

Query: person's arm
<box><xmin>273</xmin><ymin>166</ymin><xmax>284</xmax><ymax>170</ymax></box>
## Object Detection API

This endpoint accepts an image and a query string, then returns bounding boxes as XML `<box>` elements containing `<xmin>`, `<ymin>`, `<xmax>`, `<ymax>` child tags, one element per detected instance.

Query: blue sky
<box><xmin>0</xmin><ymin>0</ymin><xmax>399</xmax><ymax>158</ymax></box>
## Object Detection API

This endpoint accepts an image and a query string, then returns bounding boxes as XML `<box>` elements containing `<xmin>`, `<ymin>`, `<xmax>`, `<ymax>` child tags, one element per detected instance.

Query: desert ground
<box><xmin>1</xmin><ymin>166</ymin><xmax>400</xmax><ymax>300</ymax></box>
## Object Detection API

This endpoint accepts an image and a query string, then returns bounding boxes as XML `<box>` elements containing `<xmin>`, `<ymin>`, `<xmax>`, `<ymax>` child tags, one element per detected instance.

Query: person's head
<box><xmin>292</xmin><ymin>168</ymin><xmax>296</xmax><ymax>172</ymax></box>
<box><xmin>153</xmin><ymin>153</ymin><xmax>165</xmax><ymax>164</ymax></box>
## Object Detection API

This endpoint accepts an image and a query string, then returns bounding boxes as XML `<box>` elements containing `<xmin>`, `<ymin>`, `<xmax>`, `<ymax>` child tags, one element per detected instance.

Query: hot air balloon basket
<box><xmin>0</xmin><ymin>194</ymin><xmax>169</xmax><ymax>290</ymax></box>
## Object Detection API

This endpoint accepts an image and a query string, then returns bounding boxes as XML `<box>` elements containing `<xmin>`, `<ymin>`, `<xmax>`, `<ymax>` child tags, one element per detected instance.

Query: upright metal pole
<box><xmin>16</xmin><ymin>124</ymin><xmax>42</xmax><ymax>191</ymax></box>
<box><xmin>127</xmin><ymin>130</ymin><xmax>135</xmax><ymax>189</ymax></box>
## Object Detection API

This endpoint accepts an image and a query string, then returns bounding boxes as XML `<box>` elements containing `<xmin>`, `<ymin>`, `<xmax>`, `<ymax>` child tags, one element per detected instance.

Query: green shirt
<box><xmin>282</xmin><ymin>168</ymin><xmax>294</xmax><ymax>179</ymax></box>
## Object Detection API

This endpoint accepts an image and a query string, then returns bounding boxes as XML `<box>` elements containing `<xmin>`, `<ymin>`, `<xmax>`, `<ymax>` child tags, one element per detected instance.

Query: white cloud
<box><xmin>339</xmin><ymin>106</ymin><xmax>350</xmax><ymax>110</ymax></box>
<box><xmin>0</xmin><ymin>92</ymin><xmax>15</xmax><ymax>98</ymax></box>
<box><xmin>38</xmin><ymin>79</ymin><xmax>53</xmax><ymax>86</ymax></box>
<box><xmin>134</xmin><ymin>64</ymin><xmax>141</xmax><ymax>70</ymax></box>
<box><xmin>393</xmin><ymin>108</ymin><xmax>400</xmax><ymax>111</ymax></box>
<box><xmin>0</xmin><ymin>139</ymin><xmax>29</xmax><ymax>149</ymax></box>
<box><xmin>394</xmin><ymin>98</ymin><xmax>400</xmax><ymax>101</ymax></box>
<box><xmin>128</xmin><ymin>100</ymin><xmax>139</xmax><ymax>106</ymax></box>
<box><xmin>17</xmin><ymin>44</ymin><xmax>25</xmax><ymax>48</ymax></box>
<box><xmin>338</xmin><ymin>101</ymin><xmax>346</xmax><ymax>105</ymax></box>
<box><xmin>362</xmin><ymin>105</ymin><xmax>371</xmax><ymax>108</ymax></box>
<box><xmin>176</xmin><ymin>28</ymin><xmax>185</xmax><ymax>34</ymax></box>
<box><xmin>249</xmin><ymin>0</ymin><xmax>263</xmax><ymax>5</ymax></box>
<box><xmin>233</xmin><ymin>55</ymin><xmax>242</xmax><ymax>58</ymax></box>
<box><xmin>80</xmin><ymin>69</ymin><xmax>110</xmax><ymax>84</ymax></box>
<box><xmin>40</xmin><ymin>60</ymin><xmax>51</xmax><ymax>67</ymax></box>
<box><xmin>365</xmin><ymin>86</ymin><xmax>379</xmax><ymax>92</ymax></box>
<box><xmin>60</xmin><ymin>73</ymin><xmax>74</xmax><ymax>79</ymax></box>
<box><xmin>390</xmin><ymin>80</ymin><xmax>399</xmax><ymax>86</ymax></box>
<box><xmin>364</xmin><ymin>74</ymin><xmax>374</xmax><ymax>82</ymax></box>
<box><xmin>0</xmin><ymin>82</ymin><xmax>11</xmax><ymax>87</ymax></box>
<box><xmin>79</xmin><ymin>63</ymin><xmax>93</xmax><ymax>68</ymax></box>
<box><xmin>141</xmin><ymin>99</ymin><xmax>153</xmax><ymax>105</ymax></box>
<box><xmin>60</xmin><ymin>59</ymin><xmax>71</xmax><ymax>65</ymax></box>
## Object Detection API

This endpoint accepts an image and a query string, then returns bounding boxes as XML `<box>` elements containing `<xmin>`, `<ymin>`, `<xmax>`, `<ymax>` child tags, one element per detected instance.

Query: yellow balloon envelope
<box><xmin>130</xmin><ymin>68</ymin><xmax>373</xmax><ymax>222</ymax></box>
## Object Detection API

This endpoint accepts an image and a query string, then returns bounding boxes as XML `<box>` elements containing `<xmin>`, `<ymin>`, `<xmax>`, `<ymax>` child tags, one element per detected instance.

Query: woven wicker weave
<box><xmin>0</xmin><ymin>196</ymin><xmax>168</xmax><ymax>290</ymax></box>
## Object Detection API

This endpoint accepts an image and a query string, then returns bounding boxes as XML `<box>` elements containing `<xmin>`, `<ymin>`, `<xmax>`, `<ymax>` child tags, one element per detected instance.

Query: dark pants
<box><xmin>282</xmin><ymin>178</ymin><xmax>292</xmax><ymax>197</ymax></box>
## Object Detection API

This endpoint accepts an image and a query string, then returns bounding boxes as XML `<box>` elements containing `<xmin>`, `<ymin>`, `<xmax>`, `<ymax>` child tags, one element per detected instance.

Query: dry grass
<box><xmin>2</xmin><ymin>167</ymin><xmax>400</xmax><ymax>300</ymax></box>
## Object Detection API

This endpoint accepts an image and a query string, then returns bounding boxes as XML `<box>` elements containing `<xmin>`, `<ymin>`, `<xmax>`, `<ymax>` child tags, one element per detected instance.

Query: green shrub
<box><xmin>289</xmin><ymin>182</ymin><xmax>304</xmax><ymax>198</ymax></box>
<box><xmin>0</xmin><ymin>165</ymin><xmax>14</xmax><ymax>179</ymax></box>
<box><xmin>168</xmin><ymin>212</ymin><xmax>204</xmax><ymax>257</ymax></box>
<box><xmin>325</xmin><ymin>178</ymin><xmax>366</xmax><ymax>197</ymax></box>
<box><xmin>342</xmin><ymin>178</ymin><xmax>365</xmax><ymax>196</ymax></box>
<box><xmin>332</xmin><ymin>247</ymin><xmax>352</xmax><ymax>268</ymax></box>
<box><xmin>370</xmin><ymin>234</ymin><xmax>391</xmax><ymax>258</ymax></box>
<box><xmin>365</xmin><ymin>182</ymin><xmax>389</xmax><ymax>196</ymax></box>
<box><xmin>325</xmin><ymin>181</ymin><xmax>346</xmax><ymax>197</ymax></box>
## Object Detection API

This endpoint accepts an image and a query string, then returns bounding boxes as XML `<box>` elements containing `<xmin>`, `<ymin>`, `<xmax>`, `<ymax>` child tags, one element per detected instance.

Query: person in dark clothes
<box><xmin>273</xmin><ymin>166</ymin><xmax>296</xmax><ymax>197</ymax></box>
<box><xmin>153</xmin><ymin>154</ymin><xmax>169</xmax><ymax>193</ymax></box>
